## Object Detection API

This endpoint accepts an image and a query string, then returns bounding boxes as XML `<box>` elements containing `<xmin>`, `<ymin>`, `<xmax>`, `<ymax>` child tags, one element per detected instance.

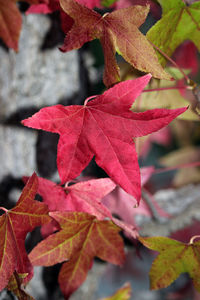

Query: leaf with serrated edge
<box><xmin>59</xmin><ymin>0</ymin><xmax>171</xmax><ymax>86</ymax></box>
<box><xmin>36</xmin><ymin>176</ymin><xmax>115</xmax><ymax>219</ymax></box>
<box><xmin>139</xmin><ymin>236</ymin><xmax>200</xmax><ymax>291</ymax></box>
<box><xmin>0</xmin><ymin>173</ymin><xmax>50</xmax><ymax>291</ymax></box>
<box><xmin>22</xmin><ymin>75</ymin><xmax>187</xmax><ymax>203</ymax></box>
<box><xmin>29</xmin><ymin>211</ymin><xmax>125</xmax><ymax>298</ymax></box>
<box><xmin>147</xmin><ymin>0</ymin><xmax>200</xmax><ymax>66</ymax></box>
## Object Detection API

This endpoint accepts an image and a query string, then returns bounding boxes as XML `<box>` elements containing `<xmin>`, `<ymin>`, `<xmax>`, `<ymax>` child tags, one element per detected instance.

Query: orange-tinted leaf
<box><xmin>0</xmin><ymin>173</ymin><xmax>50</xmax><ymax>291</ymax></box>
<box><xmin>139</xmin><ymin>236</ymin><xmax>200</xmax><ymax>291</ymax></box>
<box><xmin>60</xmin><ymin>0</ymin><xmax>171</xmax><ymax>87</ymax></box>
<box><xmin>0</xmin><ymin>0</ymin><xmax>41</xmax><ymax>50</ymax></box>
<box><xmin>29</xmin><ymin>211</ymin><xmax>125</xmax><ymax>298</ymax></box>
<box><xmin>6</xmin><ymin>271</ymin><xmax>35</xmax><ymax>300</ymax></box>
<box><xmin>100</xmin><ymin>282</ymin><xmax>132</xmax><ymax>300</ymax></box>
<box><xmin>0</xmin><ymin>0</ymin><xmax>22</xmax><ymax>50</ymax></box>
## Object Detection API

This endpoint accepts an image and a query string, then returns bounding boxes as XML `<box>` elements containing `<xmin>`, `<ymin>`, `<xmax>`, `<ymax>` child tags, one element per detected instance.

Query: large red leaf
<box><xmin>29</xmin><ymin>211</ymin><xmax>125</xmax><ymax>298</ymax></box>
<box><xmin>0</xmin><ymin>173</ymin><xmax>50</xmax><ymax>292</ymax></box>
<box><xmin>59</xmin><ymin>0</ymin><xmax>171</xmax><ymax>87</ymax></box>
<box><xmin>22</xmin><ymin>75</ymin><xmax>187</xmax><ymax>202</ymax></box>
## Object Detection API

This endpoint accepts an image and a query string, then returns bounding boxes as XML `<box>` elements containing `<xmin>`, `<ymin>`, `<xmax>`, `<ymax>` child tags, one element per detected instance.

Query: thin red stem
<box><xmin>0</xmin><ymin>207</ymin><xmax>8</xmax><ymax>213</ymax></box>
<box><xmin>143</xmin><ymin>86</ymin><xmax>188</xmax><ymax>93</ymax></box>
<box><xmin>84</xmin><ymin>95</ymin><xmax>98</xmax><ymax>106</ymax></box>
<box><xmin>149</xmin><ymin>41</ymin><xmax>191</xmax><ymax>84</ymax></box>
<box><xmin>64</xmin><ymin>179</ymin><xmax>78</xmax><ymax>189</ymax></box>
<box><xmin>154</xmin><ymin>161</ymin><xmax>200</xmax><ymax>174</ymax></box>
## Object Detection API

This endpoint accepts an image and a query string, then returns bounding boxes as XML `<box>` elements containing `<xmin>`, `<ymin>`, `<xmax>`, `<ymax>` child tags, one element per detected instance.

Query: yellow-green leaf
<box><xmin>147</xmin><ymin>0</ymin><xmax>200</xmax><ymax>65</ymax></box>
<box><xmin>139</xmin><ymin>236</ymin><xmax>200</xmax><ymax>291</ymax></box>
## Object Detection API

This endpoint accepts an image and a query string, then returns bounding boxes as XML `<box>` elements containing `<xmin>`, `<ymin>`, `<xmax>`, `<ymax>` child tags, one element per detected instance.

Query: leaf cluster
<box><xmin>1</xmin><ymin>0</ymin><xmax>200</xmax><ymax>299</ymax></box>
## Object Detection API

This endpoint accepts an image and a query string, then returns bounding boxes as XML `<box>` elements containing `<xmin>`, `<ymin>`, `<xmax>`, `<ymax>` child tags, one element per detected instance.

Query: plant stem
<box><xmin>84</xmin><ymin>95</ymin><xmax>98</xmax><ymax>106</ymax></box>
<box><xmin>149</xmin><ymin>41</ymin><xmax>192</xmax><ymax>84</ymax></box>
<box><xmin>142</xmin><ymin>189</ymin><xmax>168</xmax><ymax>224</ymax></box>
<box><xmin>143</xmin><ymin>86</ymin><xmax>188</xmax><ymax>93</ymax></box>
<box><xmin>0</xmin><ymin>207</ymin><xmax>8</xmax><ymax>213</ymax></box>
<box><xmin>154</xmin><ymin>161</ymin><xmax>200</xmax><ymax>174</ymax></box>
<box><xmin>189</xmin><ymin>235</ymin><xmax>200</xmax><ymax>244</ymax></box>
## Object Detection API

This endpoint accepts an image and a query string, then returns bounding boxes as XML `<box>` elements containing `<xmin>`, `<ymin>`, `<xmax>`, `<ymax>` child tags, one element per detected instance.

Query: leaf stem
<box><xmin>84</xmin><ymin>95</ymin><xmax>98</xmax><ymax>106</ymax></box>
<box><xmin>142</xmin><ymin>189</ymin><xmax>168</xmax><ymax>224</ymax></box>
<box><xmin>189</xmin><ymin>235</ymin><xmax>200</xmax><ymax>244</ymax></box>
<box><xmin>149</xmin><ymin>41</ymin><xmax>192</xmax><ymax>85</ymax></box>
<box><xmin>154</xmin><ymin>161</ymin><xmax>200</xmax><ymax>174</ymax></box>
<box><xmin>143</xmin><ymin>86</ymin><xmax>188</xmax><ymax>93</ymax></box>
<box><xmin>0</xmin><ymin>207</ymin><xmax>8</xmax><ymax>213</ymax></box>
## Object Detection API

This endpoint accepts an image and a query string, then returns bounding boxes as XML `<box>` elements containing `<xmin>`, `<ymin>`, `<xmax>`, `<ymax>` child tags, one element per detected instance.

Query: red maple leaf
<box><xmin>23</xmin><ymin>175</ymin><xmax>138</xmax><ymax>238</ymax></box>
<box><xmin>29</xmin><ymin>211</ymin><xmax>125</xmax><ymax>298</ymax></box>
<box><xmin>22</xmin><ymin>75</ymin><xmax>187</xmax><ymax>202</ymax></box>
<box><xmin>0</xmin><ymin>173</ymin><xmax>50</xmax><ymax>291</ymax></box>
<box><xmin>59</xmin><ymin>0</ymin><xmax>171</xmax><ymax>87</ymax></box>
<box><xmin>36</xmin><ymin>176</ymin><xmax>115</xmax><ymax>218</ymax></box>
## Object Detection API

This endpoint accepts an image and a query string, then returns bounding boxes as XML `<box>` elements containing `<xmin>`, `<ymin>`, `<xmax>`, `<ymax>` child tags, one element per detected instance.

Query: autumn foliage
<box><xmin>1</xmin><ymin>0</ymin><xmax>200</xmax><ymax>299</ymax></box>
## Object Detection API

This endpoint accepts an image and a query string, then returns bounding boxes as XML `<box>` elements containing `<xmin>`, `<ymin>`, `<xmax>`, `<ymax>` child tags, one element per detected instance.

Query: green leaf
<box><xmin>139</xmin><ymin>236</ymin><xmax>200</xmax><ymax>291</ymax></box>
<box><xmin>147</xmin><ymin>0</ymin><xmax>200</xmax><ymax>65</ymax></box>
